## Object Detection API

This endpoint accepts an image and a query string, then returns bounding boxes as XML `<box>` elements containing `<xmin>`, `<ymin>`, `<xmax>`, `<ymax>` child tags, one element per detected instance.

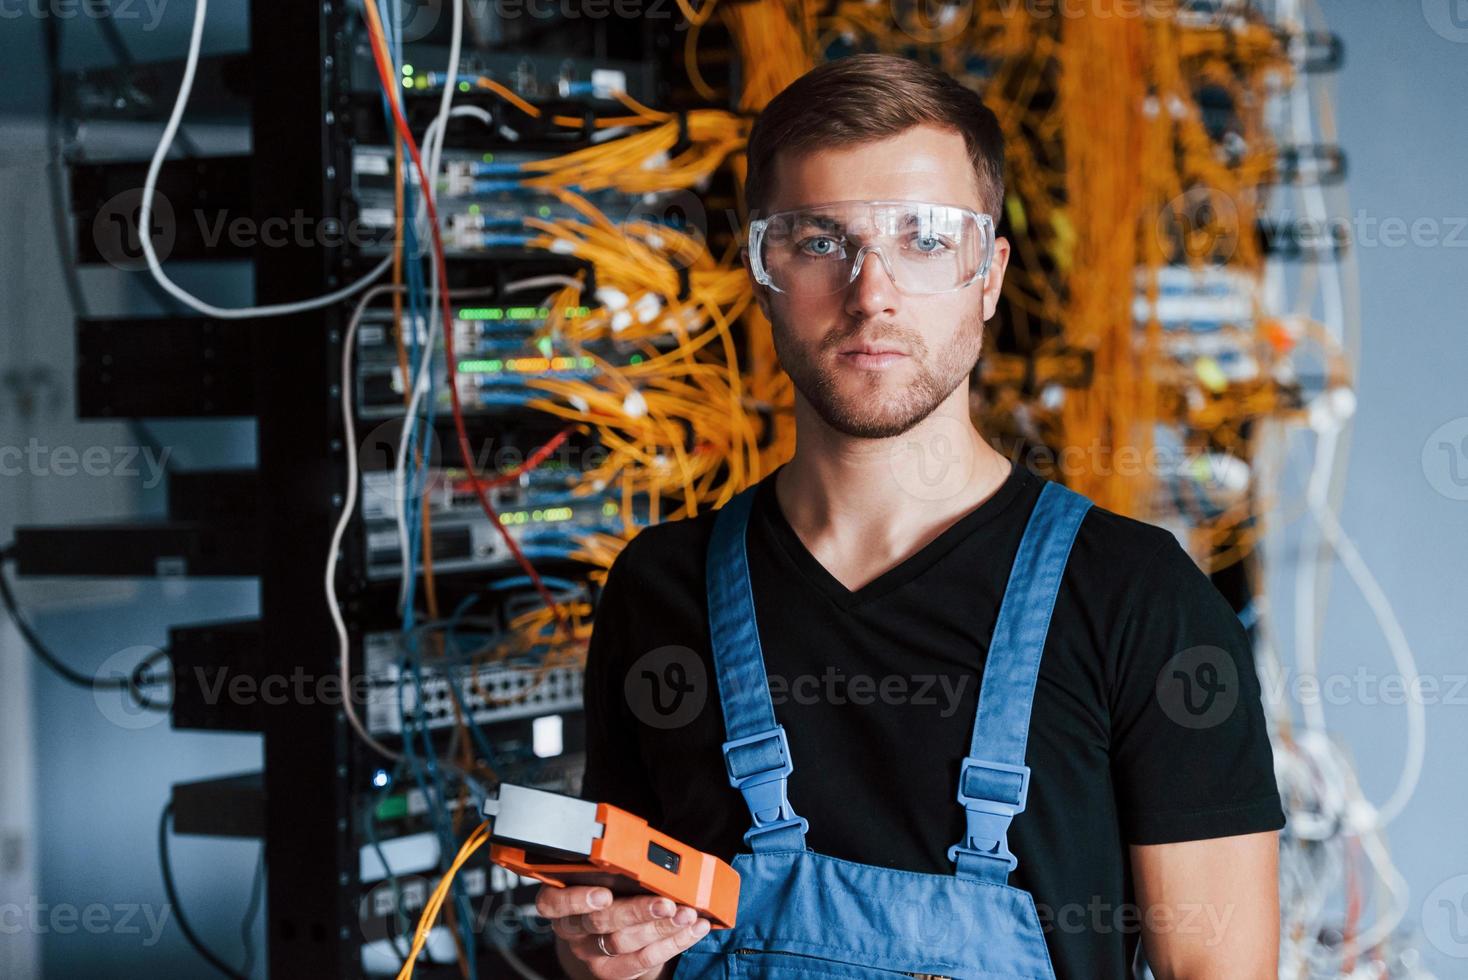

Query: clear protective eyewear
<box><xmin>747</xmin><ymin>200</ymin><xmax>996</xmax><ymax>297</ymax></box>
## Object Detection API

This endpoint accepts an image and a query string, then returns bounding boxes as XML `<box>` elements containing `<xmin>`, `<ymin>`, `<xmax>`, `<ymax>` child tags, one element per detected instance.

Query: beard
<box><xmin>770</xmin><ymin>306</ymin><xmax>984</xmax><ymax>439</ymax></box>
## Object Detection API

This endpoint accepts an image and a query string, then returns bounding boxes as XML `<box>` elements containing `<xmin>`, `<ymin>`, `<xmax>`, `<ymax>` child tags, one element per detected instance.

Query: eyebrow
<box><xmin>787</xmin><ymin>210</ymin><xmax>937</xmax><ymax>236</ymax></box>
<box><xmin>790</xmin><ymin>213</ymin><xmax>845</xmax><ymax>235</ymax></box>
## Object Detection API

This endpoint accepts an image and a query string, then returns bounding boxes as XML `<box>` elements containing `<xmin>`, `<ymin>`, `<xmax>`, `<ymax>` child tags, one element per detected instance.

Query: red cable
<box><xmin>362</xmin><ymin>13</ymin><xmax>570</xmax><ymax>636</ymax></box>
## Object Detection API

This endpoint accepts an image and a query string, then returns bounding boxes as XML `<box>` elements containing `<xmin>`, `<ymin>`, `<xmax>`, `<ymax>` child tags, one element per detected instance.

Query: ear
<box><xmin>980</xmin><ymin>235</ymin><xmax>1011</xmax><ymax>322</ymax></box>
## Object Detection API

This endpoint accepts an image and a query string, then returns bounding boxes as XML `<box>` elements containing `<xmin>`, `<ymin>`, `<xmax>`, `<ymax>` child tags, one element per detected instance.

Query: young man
<box><xmin>537</xmin><ymin>54</ymin><xmax>1284</xmax><ymax>980</ymax></box>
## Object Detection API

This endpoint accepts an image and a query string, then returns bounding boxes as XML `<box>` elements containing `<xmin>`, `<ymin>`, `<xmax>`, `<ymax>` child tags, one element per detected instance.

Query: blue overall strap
<box><xmin>950</xmin><ymin>480</ymin><xmax>1092</xmax><ymax>882</ymax></box>
<box><xmin>706</xmin><ymin>485</ymin><xmax>809</xmax><ymax>852</ymax></box>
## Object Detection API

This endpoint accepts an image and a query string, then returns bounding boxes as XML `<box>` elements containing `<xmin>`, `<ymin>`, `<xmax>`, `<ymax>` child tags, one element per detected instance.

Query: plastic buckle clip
<box><xmin>947</xmin><ymin>757</ymin><xmax>1030</xmax><ymax>872</ymax></box>
<box><xmin>723</xmin><ymin>726</ymin><xmax>808</xmax><ymax>845</ymax></box>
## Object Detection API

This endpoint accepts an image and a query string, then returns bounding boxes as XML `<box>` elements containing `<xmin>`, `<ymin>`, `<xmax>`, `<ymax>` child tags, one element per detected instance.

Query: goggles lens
<box><xmin>750</xmin><ymin>201</ymin><xmax>994</xmax><ymax>296</ymax></box>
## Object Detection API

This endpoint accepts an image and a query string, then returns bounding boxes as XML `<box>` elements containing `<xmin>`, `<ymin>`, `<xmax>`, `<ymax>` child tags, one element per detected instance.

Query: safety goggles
<box><xmin>746</xmin><ymin>200</ymin><xmax>996</xmax><ymax>296</ymax></box>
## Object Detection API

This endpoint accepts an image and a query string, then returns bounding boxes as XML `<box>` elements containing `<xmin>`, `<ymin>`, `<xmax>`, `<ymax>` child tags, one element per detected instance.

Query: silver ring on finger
<box><xmin>596</xmin><ymin>933</ymin><xmax>614</xmax><ymax>957</ymax></box>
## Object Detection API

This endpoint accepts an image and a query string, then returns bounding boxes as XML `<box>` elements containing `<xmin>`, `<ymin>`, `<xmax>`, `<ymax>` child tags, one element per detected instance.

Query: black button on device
<box><xmin>647</xmin><ymin>841</ymin><xmax>681</xmax><ymax>873</ymax></box>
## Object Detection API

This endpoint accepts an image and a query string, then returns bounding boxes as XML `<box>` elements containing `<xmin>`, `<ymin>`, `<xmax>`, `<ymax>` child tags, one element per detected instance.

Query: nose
<box><xmin>843</xmin><ymin>243</ymin><xmax>900</xmax><ymax>320</ymax></box>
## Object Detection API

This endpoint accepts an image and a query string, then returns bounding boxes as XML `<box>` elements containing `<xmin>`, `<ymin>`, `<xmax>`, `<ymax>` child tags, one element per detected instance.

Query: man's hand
<box><xmin>536</xmin><ymin>884</ymin><xmax>712</xmax><ymax>980</ymax></box>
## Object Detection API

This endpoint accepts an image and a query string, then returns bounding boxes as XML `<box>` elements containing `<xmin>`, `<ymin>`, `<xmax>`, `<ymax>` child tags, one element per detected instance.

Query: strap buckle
<box><xmin>723</xmin><ymin>726</ymin><xmax>808</xmax><ymax>846</ymax></box>
<box><xmin>947</xmin><ymin>756</ymin><xmax>1029</xmax><ymax>873</ymax></box>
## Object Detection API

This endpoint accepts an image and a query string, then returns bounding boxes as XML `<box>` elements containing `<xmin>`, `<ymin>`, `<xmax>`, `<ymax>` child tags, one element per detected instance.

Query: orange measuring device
<box><xmin>484</xmin><ymin>783</ymin><xmax>741</xmax><ymax>929</ymax></box>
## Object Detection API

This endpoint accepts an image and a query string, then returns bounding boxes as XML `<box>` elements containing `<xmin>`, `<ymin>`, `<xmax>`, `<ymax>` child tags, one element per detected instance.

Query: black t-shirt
<box><xmin>581</xmin><ymin>461</ymin><xmax>1285</xmax><ymax>979</ymax></box>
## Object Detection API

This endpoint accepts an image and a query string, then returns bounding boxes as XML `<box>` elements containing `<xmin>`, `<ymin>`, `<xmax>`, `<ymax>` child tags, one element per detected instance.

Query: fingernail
<box><xmin>692</xmin><ymin>919</ymin><xmax>710</xmax><ymax>937</ymax></box>
<box><xmin>590</xmin><ymin>890</ymin><xmax>612</xmax><ymax>908</ymax></box>
<box><xmin>653</xmin><ymin>899</ymin><xmax>674</xmax><ymax>917</ymax></box>
<box><xmin>675</xmin><ymin>907</ymin><xmax>696</xmax><ymax>925</ymax></box>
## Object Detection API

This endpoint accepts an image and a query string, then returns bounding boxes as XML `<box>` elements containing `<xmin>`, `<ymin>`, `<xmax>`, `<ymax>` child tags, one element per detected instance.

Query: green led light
<box><xmin>458</xmin><ymin>81</ymin><xmax>471</xmax><ymax>92</ymax></box>
<box><xmin>458</xmin><ymin>358</ymin><xmax>503</xmax><ymax>373</ymax></box>
<box><xmin>401</xmin><ymin>78</ymin><xmax>412</xmax><ymax>89</ymax></box>
<box><xmin>468</xmin><ymin>204</ymin><xmax>481</xmax><ymax>215</ymax></box>
<box><xmin>482</xmin><ymin>152</ymin><xmax>494</xmax><ymax>164</ymax></box>
<box><xmin>458</xmin><ymin>304</ymin><xmax>588</xmax><ymax>322</ymax></box>
<box><xmin>537</xmin><ymin>205</ymin><xmax>552</xmax><ymax>218</ymax></box>
<box><xmin>536</xmin><ymin>336</ymin><xmax>554</xmax><ymax>357</ymax></box>
<box><xmin>629</xmin><ymin>354</ymin><xmax>644</xmax><ymax>364</ymax></box>
<box><xmin>375</xmin><ymin>795</ymin><xmax>408</xmax><ymax>821</ymax></box>
<box><xmin>402</xmin><ymin>64</ymin><xmax>414</xmax><ymax>76</ymax></box>
<box><xmin>602</xmin><ymin>501</ymin><xmax>617</xmax><ymax>516</ymax></box>
<box><xmin>578</xmin><ymin>356</ymin><xmax>594</xmax><ymax>369</ymax></box>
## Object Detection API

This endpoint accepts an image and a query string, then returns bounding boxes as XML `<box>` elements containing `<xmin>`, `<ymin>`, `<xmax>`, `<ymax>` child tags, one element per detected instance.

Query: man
<box><xmin>537</xmin><ymin>53</ymin><xmax>1284</xmax><ymax>979</ymax></box>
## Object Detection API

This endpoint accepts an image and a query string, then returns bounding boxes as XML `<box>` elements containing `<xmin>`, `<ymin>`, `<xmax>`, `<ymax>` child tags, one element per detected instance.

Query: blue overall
<box><xmin>670</xmin><ymin>479</ymin><xmax>1093</xmax><ymax>979</ymax></box>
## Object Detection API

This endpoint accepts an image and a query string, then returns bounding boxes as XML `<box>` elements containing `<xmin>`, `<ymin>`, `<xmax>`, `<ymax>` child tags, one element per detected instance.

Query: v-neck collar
<box><xmin>752</xmin><ymin>459</ymin><xmax>1031</xmax><ymax>609</ymax></box>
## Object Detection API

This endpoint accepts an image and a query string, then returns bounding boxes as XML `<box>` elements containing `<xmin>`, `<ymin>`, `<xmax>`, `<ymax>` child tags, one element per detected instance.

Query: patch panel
<box><xmin>363</xmin><ymin>631</ymin><xmax>585</xmax><ymax>736</ymax></box>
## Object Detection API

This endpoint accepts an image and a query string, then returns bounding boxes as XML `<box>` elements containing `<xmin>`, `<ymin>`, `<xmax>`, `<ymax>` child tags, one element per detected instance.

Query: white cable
<box><xmin>137</xmin><ymin>0</ymin><xmax>393</xmax><ymax>319</ymax></box>
<box><xmin>332</xmin><ymin>283</ymin><xmax>410</xmax><ymax>762</ymax></box>
<box><xmin>394</xmin><ymin>0</ymin><xmax>465</xmax><ymax>614</ymax></box>
<box><xmin>1304</xmin><ymin>416</ymin><xmax>1427</xmax><ymax>827</ymax></box>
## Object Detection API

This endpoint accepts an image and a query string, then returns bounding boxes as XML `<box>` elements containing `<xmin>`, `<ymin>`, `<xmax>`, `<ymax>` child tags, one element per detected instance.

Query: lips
<box><xmin>841</xmin><ymin>346</ymin><xmax>906</xmax><ymax>356</ymax></box>
<box><xmin>837</xmin><ymin>347</ymin><xmax>908</xmax><ymax>370</ymax></box>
